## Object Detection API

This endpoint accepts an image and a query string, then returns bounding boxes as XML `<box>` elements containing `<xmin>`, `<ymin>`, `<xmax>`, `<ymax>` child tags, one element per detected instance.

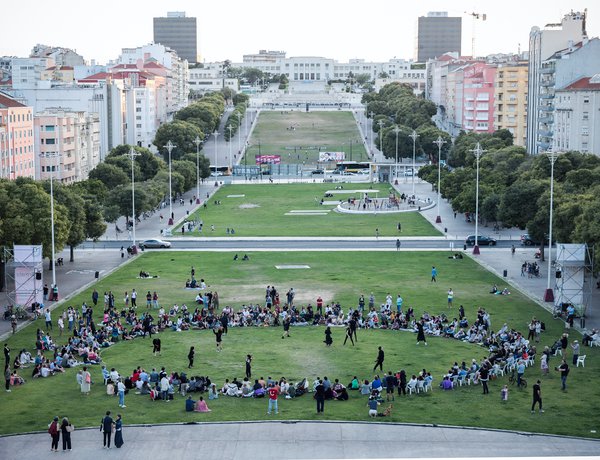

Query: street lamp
<box><xmin>227</xmin><ymin>125</ymin><xmax>233</xmax><ymax>171</ymax></box>
<box><xmin>236</xmin><ymin>112</ymin><xmax>242</xmax><ymax>156</ymax></box>
<box><xmin>544</xmin><ymin>151</ymin><xmax>561</xmax><ymax>303</ymax></box>
<box><xmin>165</xmin><ymin>140</ymin><xmax>175</xmax><ymax>225</ymax></box>
<box><xmin>433</xmin><ymin>136</ymin><xmax>447</xmax><ymax>223</ymax></box>
<box><xmin>409</xmin><ymin>130</ymin><xmax>419</xmax><ymax>195</ymax></box>
<box><xmin>194</xmin><ymin>136</ymin><xmax>201</xmax><ymax>203</ymax></box>
<box><xmin>470</xmin><ymin>143</ymin><xmax>487</xmax><ymax>255</ymax></box>
<box><xmin>369</xmin><ymin>111</ymin><xmax>375</xmax><ymax>154</ymax></box>
<box><xmin>128</xmin><ymin>147</ymin><xmax>141</xmax><ymax>250</ymax></box>
<box><xmin>393</xmin><ymin>126</ymin><xmax>401</xmax><ymax>181</ymax></box>
<box><xmin>212</xmin><ymin>131</ymin><xmax>219</xmax><ymax>175</ymax></box>
<box><xmin>40</xmin><ymin>149</ymin><xmax>59</xmax><ymax>287</ymax></box>
<box><xmin>377</xmin><ymin>120</ymin><xmax>385</xmax><ymax>160</ymax></box>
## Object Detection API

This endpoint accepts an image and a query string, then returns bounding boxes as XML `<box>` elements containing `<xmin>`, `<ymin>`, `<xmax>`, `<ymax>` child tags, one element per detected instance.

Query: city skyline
<box><xmin>1</xmin><ymin>1</ymin><xmax>598</xmax><ymax>64</ymax></box>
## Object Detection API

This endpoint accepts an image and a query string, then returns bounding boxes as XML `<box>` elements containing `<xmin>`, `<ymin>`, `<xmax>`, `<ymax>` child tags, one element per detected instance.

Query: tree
<box><xmin>498</xmin><ymin>180</ymin><xmax>545</xmax><ymax>229</ymax></box>
<box><xmin>107</xmin><ymin>145</ymin><xmax>164</xmax><ymax>181</ymax></box>
<box><xmin>153</xmin><ymin>121</ymin><xmax>204</xmax><ymax>162</ymax></box>
<box><xmin>355</xmin><ymin>73</ymin><xmax>371</xmax><ymax>85</ymax></box>
<box><xmin>88</xmin><ymin>163</ymin><xmax>129</xmax><ymax>190</ymax></box>
<box><xmin>180</xmin><ymin>153</ymin><xmax>211</xmax><ymax>180</ymax></box>
<box><xmin>416</xmin><ymin>126</ymin><xmax>451</xmax><ymax>163</ymax></box>
<box><xmin>52</xmin><ymin>184</ymin><xmax>86</xmax><ymax>262</ymax></box>
<box><xmin>172</xmin><ymin>160</ymin><xmax>197</xmax><ymax>191</ymax></box>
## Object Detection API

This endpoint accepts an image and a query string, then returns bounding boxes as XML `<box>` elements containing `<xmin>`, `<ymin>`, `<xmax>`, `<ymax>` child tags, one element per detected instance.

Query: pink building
<box><xmin>462</xmin><ymin>62</ymin><xmax>497</xmax><ymax>133</ymax></box>
<box><xmin>0</xmin><ymin>92</ymin><xmax>35</xmax><ymax>179</ymax></box>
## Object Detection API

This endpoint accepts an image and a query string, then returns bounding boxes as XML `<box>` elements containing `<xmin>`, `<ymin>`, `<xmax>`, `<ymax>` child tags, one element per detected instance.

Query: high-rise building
<box><xmin>494</xmin><ymin>62</ymin><xmax>528</xmax><ymax>147</ymax></box>
<box><xmin>527</xmin><ymin>10</ymin><xmax>587</xmax><ymax>154</ymax></box>
<box><xmin>416</xmin><ymin>12</ymin><xmax>462</xmax><ymax>62</ymax></box>
<box><xmin>0</xmin><ymin>91</ymin><xmax>35</xmax><ymax>179</ymax></box>
<box><xmin>153</xmin><ymin>12</ymin><xmax>197</xmax><ymax>64</ymax></box>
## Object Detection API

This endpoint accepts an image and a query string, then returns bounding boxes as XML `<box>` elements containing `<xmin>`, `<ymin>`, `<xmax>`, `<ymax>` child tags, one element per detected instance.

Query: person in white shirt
<box><xmin>110</xmin><ymin>368</ymin><xmax>120</xmax><ymax>384</ymax></box>
<box><xmin>117</xmin><ymin>379</ymin><xmax>126</xmax><ymax>407</ymax></box>
<box><xmin>160</xmin><ymin>376</ymin><xmax>170</xmax><ymax>401</ymax></box>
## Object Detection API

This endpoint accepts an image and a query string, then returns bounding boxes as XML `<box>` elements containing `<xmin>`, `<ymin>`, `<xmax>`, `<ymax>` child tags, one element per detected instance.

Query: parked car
<box><xmin>139</xmin><ymin>239</ymin><xmax>171</xmax><ymax>249</ymax></box>
<box><xmin>520</xmin><ymin>234</ymin><xmax>549</xmax><ymax>246</ymax></box>
<box><xmin>465</xmin><ymin>235</ymin><xmax>497</xmax><ymax>246</ymax></box>
<box><xmin>311</xmin><ymin>169</ymin><xmax>325</xmax><ymax>175</ymax></box>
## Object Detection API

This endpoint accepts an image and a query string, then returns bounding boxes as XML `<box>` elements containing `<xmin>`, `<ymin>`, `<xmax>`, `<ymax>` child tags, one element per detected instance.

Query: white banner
<box><xmin>319</xmin><ymin>151</ymin><xmax>345</xmax><ymax>162</ymax></box>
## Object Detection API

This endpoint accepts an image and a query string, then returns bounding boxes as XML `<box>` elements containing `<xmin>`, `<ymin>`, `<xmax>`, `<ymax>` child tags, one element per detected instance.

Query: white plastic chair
<box><xmin>590</xmin><ymin>339</ymin><xmax>600</xmax><ymax>348</ymax></box>
<box><xmin>416</xmin><ymin>380</ymin><xmax>424</xmax><ymax>393</ymax></box>
<box><xmin>407</xmin><ymin>381</ymin><xmax>417</xmax><ymax>395</ymax></box>
<box><xmin>576</xmin><ymin>355</ymin><xmax>586</xmax><ymax>367</ymax></box>
<box><xmin>457</xmin><ymin>374</ymin><xmax>469</xmax><ymax>386</ymax></box>
<box><xmin>423</xmin><ymin>380</ymin><xmax>432</xmax><ymax>392</ymax></box>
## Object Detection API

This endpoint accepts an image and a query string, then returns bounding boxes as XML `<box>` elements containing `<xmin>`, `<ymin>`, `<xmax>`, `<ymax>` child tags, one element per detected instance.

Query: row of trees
<box><xmin>418</xmin><ymin>131</ymin><xmax>600</xmax><ymax>258</ymax></box>
<box><xmin>362</xmin><ymin>83</ymin><xmax>452</xmax><ymax>162</ymax></box>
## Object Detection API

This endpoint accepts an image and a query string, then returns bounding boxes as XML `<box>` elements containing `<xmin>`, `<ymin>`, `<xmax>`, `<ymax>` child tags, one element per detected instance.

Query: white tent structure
<box><xmin>554</xmin><ymin>243</ymin><xmax>593</xmax><ymax>326</ymax></box>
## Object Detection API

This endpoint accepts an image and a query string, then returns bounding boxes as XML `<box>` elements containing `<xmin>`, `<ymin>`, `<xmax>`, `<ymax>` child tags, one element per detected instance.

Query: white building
<box><xmin>189</xmin><ymin>65</ymin><xmax>239</xmax><ymax>94</ymax></box>
<box><xmin>11</xmin><ymin>57</ymin><xmax>55</xmax><ymax>89</ymax></box>
<box><xmin>554</xmin><ymin>74</ymin><xmax>600</xmax><ymax>155</ymax></box>
<box><xmin>527</xmin><ymin>11</ymin><xmax>588</xmax><ymax>154</ymax></box>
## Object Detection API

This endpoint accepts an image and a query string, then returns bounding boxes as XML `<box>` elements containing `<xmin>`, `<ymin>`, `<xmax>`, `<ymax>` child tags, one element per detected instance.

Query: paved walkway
<box><xmin>2</xmin><ymin>422</ymin><xmax>599</xmax><ymax>459</ymax></box>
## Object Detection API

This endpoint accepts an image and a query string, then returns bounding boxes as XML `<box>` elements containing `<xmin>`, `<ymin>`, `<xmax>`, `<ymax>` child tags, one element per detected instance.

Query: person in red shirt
<box><xmin>316</xmin><ymin>296</ymin><xmax>323</xmax><ymax>315</ymax></box>
<box><xmin>267</xmin><ymin>383</ymin><xmax>279</xmax><ymax>415</ymax></box>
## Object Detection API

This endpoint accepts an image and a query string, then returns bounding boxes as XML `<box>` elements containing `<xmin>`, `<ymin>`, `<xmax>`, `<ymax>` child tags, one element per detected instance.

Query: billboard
<box><xmin>255</xmin><ymin>155</ymin><xmax>281</xmax><ymax>165</ymax></box>
<box><xmin>319</xmin><ymin>151</ymin><xmax>345</xmax><ymax>162</ymax></box>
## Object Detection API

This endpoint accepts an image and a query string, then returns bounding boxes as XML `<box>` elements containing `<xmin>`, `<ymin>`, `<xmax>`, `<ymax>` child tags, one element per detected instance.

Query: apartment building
<box><xmin>494</xmin><ymin>62</ymin><xmax>528</xmax><ymax>146</ymax></box>
<box><xmin>0</xmin><ymin>92</ymin><xmax>35</xmax><ymax>179</ymax></box>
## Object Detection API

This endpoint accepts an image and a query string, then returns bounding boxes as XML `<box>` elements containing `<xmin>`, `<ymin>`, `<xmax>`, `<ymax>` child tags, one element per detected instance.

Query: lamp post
<box><xmin>128</xmin><ymin>147</ymin><xmax>141</xmax><ymax>249</ymax></box>
<box><xmin>369</xmin><ymin>111</ymin><xmax>375</xmax><ymax>155</ymax></box>
<box><xmin>41</xmin><ymin>149</ymin><xmax>59</xmax><ymax>287</ymax></box>
<box><xmin>544</xmin><ymin>151</ymin><xmax>560</xmax><ymax>303</ymax></box>
<box><xmin>212</xmin><ymin>131</ymin><xmax>219</xmax><ymax>172</ymax></box>
<box><xmin>433</xmin><ymin>136</ymin><xmax>446</xmax><ymax>223</ymax></box>
<box><xmin>236</xmin><ymin>112</ymin><xmax>242</xmax><ymax>156</ymax></box>
<box><xmin>409</xmin><ymin>130</ymin><xmax>419</xmax><ymax>195</ymax></box>
<box><xmin>166</xmin><ymin>140</ymin><xmax>175</xmax><ymax>225</ymax></box>
<box><xmin>393</xmin><ymin>126</ymin><xmax>400</xmax><ymax>181</ymax></box>
<box><xmin>377</xmin><ymin>120</ymin><xmax>385</xmax><ymax>161</ymax></box>
<box><xmin>194</xmin><ymin>136</ymin><xmax>201</xmax><ymax>203</ymax></box>
<box><xmin>227</xmin><ymin>125</ymin><xmax>233</xmax><ymax>171</ymax></box>
<box><xmin>470</xmin><ymin>143</ymin><xmax>486</xmax><ymax>255</ymax></box>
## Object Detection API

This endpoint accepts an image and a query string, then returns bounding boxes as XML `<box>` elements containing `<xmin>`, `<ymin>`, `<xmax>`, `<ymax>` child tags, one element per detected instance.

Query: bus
<box><xmin>335</xmin><ymin>161</ymin><xmax>371</xmax><ymax>174</ymax></box>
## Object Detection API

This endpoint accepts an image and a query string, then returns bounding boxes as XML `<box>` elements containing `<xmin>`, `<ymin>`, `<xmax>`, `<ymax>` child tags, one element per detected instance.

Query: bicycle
<box><xmin>508</xmin><ymin>369</ymin><xmax>527</xmax><ymax>389</ymax></box>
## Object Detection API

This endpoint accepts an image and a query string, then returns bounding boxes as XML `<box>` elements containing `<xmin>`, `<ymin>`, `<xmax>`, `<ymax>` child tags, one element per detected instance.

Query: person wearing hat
<box><xmin>570</xmin><ymin>340</ymin><xmax>580</xmax><ymax>366</ymax></box>
<box><xmin>48</xmin><ymin>416</ymin><xmax>60</xmax><ymax>452</ymax></box>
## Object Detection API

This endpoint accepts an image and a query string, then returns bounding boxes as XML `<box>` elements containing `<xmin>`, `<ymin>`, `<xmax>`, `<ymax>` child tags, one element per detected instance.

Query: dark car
<box><xmin>520</xmin><ymin>234</ymin><xmax>549</xmax><ymax>246</ymax></box>
<box><xmin>311</xmin><ymin>169</ymin><xmax>325</xmax><ymax>175</ymax></box>
<box><xmin>139</xmin><ymin>239</ymin><xmax>171</xmax><ymax>249</ymax></box>
<box><xmin>465</xmin><ymin>235</ymin><xmax>497</xmax><ymax>246</ymax></box>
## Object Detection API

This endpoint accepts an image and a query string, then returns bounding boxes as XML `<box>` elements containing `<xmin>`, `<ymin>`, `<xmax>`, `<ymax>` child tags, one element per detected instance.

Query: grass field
<box><xmin>245</xmin><ymin>111</ymin><xmax>367</xmax><ymax>166</ymax></box>
<box><xmin>1</xmin><ymin>251</ymin><xmax>598</xmax><ymax>437</ymax></box>
<box><xmin>179</xmin><ymin>183</ymin><xmax>439</xmax><ymax>237</ymax></box>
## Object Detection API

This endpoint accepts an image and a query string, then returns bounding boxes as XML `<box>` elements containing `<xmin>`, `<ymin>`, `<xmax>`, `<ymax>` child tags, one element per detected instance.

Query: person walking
<box><xmin>101</xmin><ymin>411</ymin><xmax>114</xmax><ymax>449</ymax></box>
<box><xmin>80</xmin><ymin>366</ymin><xmax>91</xmax><ymax>395</ymax></box>
<box><xmin>188</xmin><ymin>346</ymin><xmax>195</xmax><ymax>368</ymax></box>
<box><xmin>152</xmin><ymin>337</ymin><xmax>161</xmax><ymax>356</ymax></box>
<box><xmin>315</xmin><ymin>379</ymin><xmax>325</xmax><ymax>414</ymax></box>
<box><xmin>557</xmin><ymin>359</ymin><xmax>570</xmax><ymax>391</ymax></box>
<box><xmin>48</xmin><ymin>416</ymin><xmax>60</xmax><ymax>452</ymax></box>
<box><xmin>396</xmin><ymin>239</ymin><xmax>401</xmax><ymax>251</ymax></box>
<box><xmin>60</xmin><ymin>417</ymin><xmax>73</xmax><ymax>451</ymax></box>
<box><xmin>416</xmin><ymin>320</ymin><xmax>427</xmax><ymax>346</ymax></box>
<box><xmin>245</xmin><ymin>354</ymin><xmax>252</xmax><ymax>379</ymax></box>
<box><xmin>267</xmin><ymin>383</ymin><xmax>279</xmax><ymax>415</ymax></box>
<box><xmin>480</xmin><ymin>366</ymin><xmax>490</xmax><ymax>395</ymax></box>
<box><xmin>343</xmin><ymin>324</ymin><xmax>355</xmax><ymax>346</ymax></box>
<box><xmin>571</xmin><ymin>340</ymin><xmax>580</xmax><ymax>366</ymax></box>
<box><xmin>281</xmin><ymin>316</ymin><xmax>291</xmax><ymax>339</ymax></box>
<box><xmin>431</xmin><ymin>266</ymin><xmax>437</xmax><ymax>282</ymax></box>
<box><xmin>531</xmin><ymin>380</ymin><xmax>544</xmax><ymax>414</ymax></box>
<box><xmin>114</xmin><ymin>414</ymin><xmax>124</xmax><ymax>448</ymax></box>
<box><xmin>373</xmin><ymin>346</ymin><xmax>384</xmax><ymax>372</ymax></box>
<box><xmin>117</xmin><ymin>378</ymin><xmax>126</xmax><ymax>408</ymax></box>
<box><xmin>130</xmin><ymin>289</ymin><xmax>137</xmax><ymax>308</ymax></box>
<box><xmin>213</xmin><ymin>326</ymin><xmax>224</xmax><ymax>351</ymax></box>
<box><xmin>324</xmin><ymin>327</ymin><xmax>333</xmax><ymax>347</ymax></box>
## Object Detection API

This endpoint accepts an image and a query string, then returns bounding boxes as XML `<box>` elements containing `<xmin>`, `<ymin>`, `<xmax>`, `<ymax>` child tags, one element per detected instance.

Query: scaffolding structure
<box><xmin>554</xmin><ymin>243</ymin><xmax>593</xmax><ymax>322</ymax></box>
<box><xmin>3</xmin><ymin>245</ymin><xmax>44</xmax><ymax>308</ymax></box>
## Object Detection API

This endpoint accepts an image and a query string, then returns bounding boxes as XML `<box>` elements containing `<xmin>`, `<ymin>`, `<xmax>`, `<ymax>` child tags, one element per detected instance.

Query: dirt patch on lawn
<box><xmin>222</xmin><ymin>284</ymin><xmax>337</xmax><ymax>305</ymax></box>
<box><xmin>239</xmin><ymin>203</ymin><xmax>260</xmax><ymax>209</ymax></box>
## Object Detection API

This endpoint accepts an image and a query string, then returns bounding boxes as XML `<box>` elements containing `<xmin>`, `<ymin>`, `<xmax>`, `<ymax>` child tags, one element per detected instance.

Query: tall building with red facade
<box><xmin>0</xmin><ymin>92</ymin><xmax>35</xmax><ymax>179</ymax></box>
<box><xmin>462</xmin><ymin>62</ymin><xmax>496</xmax><ymax>133</ymax></box>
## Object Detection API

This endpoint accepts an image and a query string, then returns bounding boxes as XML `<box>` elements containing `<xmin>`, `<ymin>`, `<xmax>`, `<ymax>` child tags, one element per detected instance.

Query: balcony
<box><xmin>537</xmin><ymin>141</ymin><xmax>551</xmax><ymax>150</ymax></box>
<box><xmin>540</xmin><ymin>93</ymin><xmax>555</xmax><ymax>99</ymax></box>
<box><xmin>540</xmin><ymin>78</ymin><xmax>555</xmax><ymax>87</ymax></box>
<box><xmin>539</xmin><ymin>130</ymin><xmax>554</xmax><ymax>138</ymax></box>
<box><xmin>540</xmin><ymin>105</ymin><xmax>555</xmax><ymax>112</ymax></box>
<box><xmin>540</xmin><ymin>67</ymin><xmax>555</xmax><ymax>74</ymax></box>
<box><xmin>538</xmin><ymin>116</ymin><xmax>552</xmax><ymax>124</ymax></box>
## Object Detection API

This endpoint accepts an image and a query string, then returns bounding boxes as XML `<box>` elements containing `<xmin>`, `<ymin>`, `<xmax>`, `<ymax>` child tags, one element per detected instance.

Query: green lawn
<box><xmin>245</xmin><ymin>111</ymin><xmax>367</xmax><ymax>166</ymax></box>
<box><xmin>179</xmin><ymin>183</ymin><xmax>439</xmax><ymax>237</ymax></box>
<box><xmin>1</xmin><ymin>251</ymin><xmax>598</xmax><ymax>437</ymax></box>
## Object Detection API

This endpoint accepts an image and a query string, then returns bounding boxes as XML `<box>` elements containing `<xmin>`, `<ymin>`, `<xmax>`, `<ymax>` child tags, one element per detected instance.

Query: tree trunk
<box><xmin>70</xmin><ymin>245</ymin><xmax>75</xmax><ymax>262</ymax></box>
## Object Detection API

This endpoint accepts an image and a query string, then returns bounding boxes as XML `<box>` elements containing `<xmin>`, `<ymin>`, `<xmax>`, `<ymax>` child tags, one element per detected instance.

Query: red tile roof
<box><xmin>0</xmin><ymin>93</ymin><xmax>26</xmax><ymax>108</ymax></box>
<box><xmin>562</xmin><ymin>77</ymin><xmax>600</xmax><ymax>91</ymax></box>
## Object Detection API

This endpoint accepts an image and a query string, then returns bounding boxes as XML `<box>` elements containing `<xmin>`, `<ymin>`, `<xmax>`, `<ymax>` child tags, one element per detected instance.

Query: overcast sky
<box><xmin>1</xmin><ymin>0</ymin><xmax>597</xmax><ymax>64</ymax></box>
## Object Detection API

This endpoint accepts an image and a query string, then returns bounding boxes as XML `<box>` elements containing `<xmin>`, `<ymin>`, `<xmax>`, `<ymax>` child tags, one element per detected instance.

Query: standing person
<box><xmin>447</xmin><ymin>288</ymin><xmax>454</xmax><ymax>308</ymax></box>
<box><xmin>501</xmin><ymin>385</ymin><xmax>509</xmax><ymax>402</ymax></box>
<box><xmin>5</xmin><ymin>364</ymin><xmax>11</xmax><ymax>393</ymax></box>
<box><xmin>281</xmin><ymin>316</ymin><xmax>291</xmax><ymax>339</ymax></box>
<box><xmin>44</xmin><ymin>308</ymin><xmax>53</xmax><ymax>330</ymax></box>
<box><xmin>146</xmin><ymin>291</ymin><xmax>152</xmax><ymax>308</ymax></box>
<box><xmin>385</xmin><ymin>371</ymin><xmax>397</xmax><ymax>401</ymax></box>
<box><xmin>373</xmin><ymin>346</ymin><xmax>384</xmax><ymax>372</ymax></box>
<box><xmin>396</xmin><ymin>239</ymin><xmax>401</xmax><ymax>251</ymax></box>
<box><xmin>395</xmin><ymin>294</ymin><xmax>403</xmax><ymax>314</ymax></box>
<box><xmin>220</xmin><ymin>311</ymin><xmax>229</xmax><ymax>334</ymax></box>
<box><xmin>152</xmin><ymin>291</ymin><xmax>159</xmax><ymax>309</ymax></box>
<box><xmin>152</xmin><ymin>337</ymin><xmax>161</xmax><ymax>356</ymax></box>
<box><xmin>80</xmin><ymin>366</ymin><xmax>91</xmax><ymax>395</ymax></box>
<box><xmin>60</xmin><ymin>417</ymin><xmax>73</xmax><ymax>451</ymax></box>
<box><xmin>349</xmin><ymin>316</ymin><xmax>358</xmax><ymax>343</ymax></box>
<box><xmin>101</xmin><ymin>411</ymin><xmax>114</xmax><ymax>449</ymax></box>
<box><xmin>131</xmin><ymin>289</ymin><xmax>137</xmax><ymax>308</ymax></box>
<box><xmin>397</xmin><ymin>370</ymin><xmax>407</xmax><ymax>396</ymax></box>
<box><xmin>531</xmin><ymin>380</ymin><xmax>543</xmax><ymax>413</ymax></box>
<box><xmin>57</xmin><ymin>316</ymin><xmax>64</xmax><ymax>336</ymax></box>
<box><xmin>571</xmin><ymin>340</ymin><xmax>580</xmax><ymax>366</ymax></box>
<box><xmin>540</xmin><ymin>353</ymin><xmax>549</xmax><ymax>375</ymax></box>
<box><xmin>416</xmin><ymin>320</ymin><xmax>427</xmax><ymax>346</ymax></box>
<box><xmin>324</xmin><ymin>327</ymin><xmax>333</xmax><ymax>347</ymax></box>
<box><xmin>315</xmin><ymin>379</ymin><xmax>325</xmax><ymax>414</ymax></box>
<box><xmin>479</xmin><ymin>366</ymin><xmax>490</xmax><ymax>395</ymax></box>
<box><xmin>431</xmin><ymin>266</ymin><xmax>437</xmax><ymax>282</ymax></box>
<box><xmin>343</xmin><ymin>324</ymin><xmax>355</xmax><ymax>346</ymax></box>
<box><xmin>267</xmin><ymin>383</ymin><xmax>279</xmax><ymax>415</ymax></box>
<box><xmin>117</xmin><ymin>378</ymin><xmax>126</xmax><ymax>408</ymax></box>
<box><xmin>245</xmin><ymin>354</ymin><xmax>252</xmax><ymax>379</ymax></box>
<box><xmin>187</xmin><ymin>346</ymin><xmax>195</xmax><ymax>369</ymax></box>
<box><xmin>213</xmin><ymin>326</ymin><xmax>223</xmax><ymax>351</ymax></box>
<box><xmin>48</xmin><ymin>416</ymin><xmax>60</xmax><ymax>452</ymax></box>
<box><xmin>556</xmin><ymin>359</ymin><xmax>569</xmax><ymax>391</ymax></box>
<box><xmin>4</xmin><ymin>343</ymin><xmax>10</xmax><ymax>366</ymax></box>
<box><xmin>114</xmin><ymin>414</ymin><xmax>124</xmax><ymax>448</ymax></box>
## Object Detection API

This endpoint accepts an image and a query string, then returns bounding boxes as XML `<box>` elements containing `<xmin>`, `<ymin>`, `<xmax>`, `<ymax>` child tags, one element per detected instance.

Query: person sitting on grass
<box><xmin>185</xmin><ymin>395</ymin><xmax>195</xmax><ymax>412</ymax></box>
